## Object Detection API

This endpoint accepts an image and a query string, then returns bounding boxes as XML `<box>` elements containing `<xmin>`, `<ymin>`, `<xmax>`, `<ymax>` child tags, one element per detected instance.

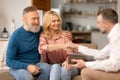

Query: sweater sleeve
<box><xmin>6</xmin><ymin>36</ymin><xmax>29</xmax><ymax>69</ymax></box>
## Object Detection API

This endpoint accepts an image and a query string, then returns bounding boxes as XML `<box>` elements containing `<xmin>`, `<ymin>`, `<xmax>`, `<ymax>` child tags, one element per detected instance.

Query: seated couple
<box><xmin>6</xmin><ymin>6</ymin><xmax>79</xmax><ymax>80</ymax></box>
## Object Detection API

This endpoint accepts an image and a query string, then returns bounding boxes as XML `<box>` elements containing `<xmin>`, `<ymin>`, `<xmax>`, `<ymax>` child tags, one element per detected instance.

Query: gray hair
<box><xmin>23</xmin><ymin>6</ymin><xmax>38</xmax><ymax>16</ymax></box>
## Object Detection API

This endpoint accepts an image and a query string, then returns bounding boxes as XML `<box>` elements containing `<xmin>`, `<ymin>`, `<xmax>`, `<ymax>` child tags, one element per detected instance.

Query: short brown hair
<box><xmin>23</xmin><ymin>6</ymin><xmax>38</xmax><ymax>15</ymax></box>
<box><xmin>97</xmin><ymin>8</ymin><xmax>118</xmax><ymax>24</ymax></box>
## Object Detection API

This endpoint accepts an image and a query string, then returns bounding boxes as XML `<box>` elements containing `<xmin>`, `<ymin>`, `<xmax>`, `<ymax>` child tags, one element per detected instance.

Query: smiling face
<box><xmin>43</xmin><ymin>11</ymin><xmax>63</xmax><ymax>38</ymax></box>
<box><xmin>23</xmin><ymin>11</ymin><xmax>40</xmax><ymax>33</ymax></box>
<box><xmin>49</xmin><ymin>14</ymin><xmax>61</xmax><ymax>32</ymax></box>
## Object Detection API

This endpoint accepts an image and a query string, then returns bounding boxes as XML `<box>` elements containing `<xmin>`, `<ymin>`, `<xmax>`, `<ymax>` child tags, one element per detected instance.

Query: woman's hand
<box><xmin>62</xmin><ymin>61</ymin><xmax>71</xmax><ymax>70</ymax></box>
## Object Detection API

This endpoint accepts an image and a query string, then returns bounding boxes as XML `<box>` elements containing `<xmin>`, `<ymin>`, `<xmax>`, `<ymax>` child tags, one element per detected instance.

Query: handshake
<box><xmin>63</xmin><ymin>42</ymin><xmax>79</xmax><ymax>53</ymax></box>
<box><xmin>47</xmin><ymin>42</ymin><xmax>79</xmax><ymax>52</ymax></box>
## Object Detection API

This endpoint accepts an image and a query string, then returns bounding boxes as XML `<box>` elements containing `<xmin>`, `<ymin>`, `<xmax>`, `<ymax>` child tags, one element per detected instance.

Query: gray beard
<box><xmin>27</xmin><ymin>24</ymin><xmax>40</xmax><ymax>33</ymax></box>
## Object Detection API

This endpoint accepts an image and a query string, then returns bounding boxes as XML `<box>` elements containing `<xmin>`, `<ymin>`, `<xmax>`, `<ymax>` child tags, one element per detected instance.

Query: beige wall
<box><xmin>0</xmin><ymin>0</ymin><xmax>30</xmax><ymax>35</ymax></box>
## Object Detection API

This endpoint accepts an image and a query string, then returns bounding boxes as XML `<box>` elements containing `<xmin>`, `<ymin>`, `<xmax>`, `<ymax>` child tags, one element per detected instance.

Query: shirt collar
<box><xmin>107</xmin><ymin>23</ymin><xmax>120</xmax><ymax>41</ymax></box>
<box><xmin>52</xmin><ymin>33</ymin><xmax>62</xmax><ymax>40</ymax></box>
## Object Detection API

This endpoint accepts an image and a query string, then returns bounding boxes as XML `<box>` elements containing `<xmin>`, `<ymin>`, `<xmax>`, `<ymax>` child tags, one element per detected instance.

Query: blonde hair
<box><xmin>43</xmin><ymin>10</ymin><xmax>62</xmax><ymax>39</ymax></box>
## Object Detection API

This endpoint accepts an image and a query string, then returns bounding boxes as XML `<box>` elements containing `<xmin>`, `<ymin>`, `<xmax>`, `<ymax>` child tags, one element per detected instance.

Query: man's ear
<box><xmin>22</xmin><ymin>16</ymin><xmax>26</xmax><ymax>22</ymax></box>
<box><xmin>105</xmin><ymin>20</ymin><xmax>110</xmax><ymax>28</ymax></box>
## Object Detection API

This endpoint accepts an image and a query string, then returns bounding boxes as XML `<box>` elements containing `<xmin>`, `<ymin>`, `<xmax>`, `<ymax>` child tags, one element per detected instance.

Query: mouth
<box><xmin>33</xmin><ymin>24</ymin><xmax>39</xmax><ymax>26</ymax></box>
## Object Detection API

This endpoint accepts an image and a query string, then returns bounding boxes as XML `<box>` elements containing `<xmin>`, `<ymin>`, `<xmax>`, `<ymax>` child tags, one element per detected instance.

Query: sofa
<box><xmin>0</xmin><ymin>43</ymin><xmax>97</xmax><ymax>80</ymax></box>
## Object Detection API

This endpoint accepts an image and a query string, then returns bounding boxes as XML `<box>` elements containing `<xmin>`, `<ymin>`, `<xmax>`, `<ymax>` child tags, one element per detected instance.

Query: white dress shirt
<box><xmin>78</xmin><ymin>23</ymin><xmax>120</xmax><ymax>72</ymax></box>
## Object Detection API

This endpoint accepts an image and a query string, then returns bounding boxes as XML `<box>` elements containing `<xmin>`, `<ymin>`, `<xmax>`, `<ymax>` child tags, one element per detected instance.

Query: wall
<box><xmin>0</xmin><ymin>0</ymin><xmax>31</xmax><ymax>35</ymax></box>
<box><xmin>51</xmin><ymin>0</ymin><xmax>64</xmax><ymax>8</ymax></box>
<box><xmin>92</xmin><ymin>32</ymin><xmax>108</xmax><ymax>49</ymax></box>
<box><xmin>117</xmin><ymin>0</ymin><xmax>120</xmax><ymax>22</ymax></box>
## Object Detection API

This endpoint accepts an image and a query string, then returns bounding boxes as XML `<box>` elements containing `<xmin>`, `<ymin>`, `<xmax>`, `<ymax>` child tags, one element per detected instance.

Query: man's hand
<box><xmin>71</xmin><ymin>59</ymin><xmax>86</xmax><ymax>69</ymax></box>
<box><xmin>65</xmin><ymin>42</ymin><xmax>79</xmax><ymax>52</ymax></box>
<box><xmin>27</xmin><ymin>64</ymin><xmax>40</xmax><ymax>75</ymax></box>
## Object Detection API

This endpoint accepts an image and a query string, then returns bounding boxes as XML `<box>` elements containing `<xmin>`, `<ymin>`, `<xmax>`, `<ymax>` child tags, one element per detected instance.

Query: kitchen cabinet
<box><xmin>72</xmin><ymin>31</ymin><xmax>91</xmax><ymax>43</ymax></box>
<box><xmin>71</xmin><ymin>31</ymin><xmax>109</xmax><ymax>49</ymax></box>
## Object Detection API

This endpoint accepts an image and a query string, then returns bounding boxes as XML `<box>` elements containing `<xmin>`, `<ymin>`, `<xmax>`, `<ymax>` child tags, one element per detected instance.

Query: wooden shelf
<box><xmin>72</xmin><ymin>31</ymin><xmax>91</xmax><ymax>43</ymax></box>
<box><xmin>0</xmin><ymin>38</ymin><xmax>9</xmax><ymax>41</ymax></box>
<box><xmin>63</xmin><ymin>14</ymin><xmax>97</xmax><ymax>17</ymax></box>
<box><xmin>64</xmin><ymin>1</ymin><xmax>117</xmax><ymax>4</ymax></box>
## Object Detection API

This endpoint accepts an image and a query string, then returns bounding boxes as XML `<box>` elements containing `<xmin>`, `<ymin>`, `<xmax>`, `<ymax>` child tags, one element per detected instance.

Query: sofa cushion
<box><xmin>0</xmin><ymin>71</ymin><xmax>81</xmax><ymax>80</ymax></box>
<box><xmin>0</xmin><ymin>72</ymin><xmax>15</xmax><ymax>80</ymax></box>
<box><xmin>0</xmin><ymin>72</ymin><xmax>39</xmax><ymax>80</ymax></box>
<box><xmin>72</xmin><ymin>75</ymin><xmax>81</xmax><ymax>80</ymax></box>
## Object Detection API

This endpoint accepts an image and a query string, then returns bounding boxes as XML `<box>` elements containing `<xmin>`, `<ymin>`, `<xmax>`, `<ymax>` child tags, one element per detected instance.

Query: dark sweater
<box><xmin>6</xmin><ymin>26</ymin><xmax>42</xmax><ymax>69</ymax></box>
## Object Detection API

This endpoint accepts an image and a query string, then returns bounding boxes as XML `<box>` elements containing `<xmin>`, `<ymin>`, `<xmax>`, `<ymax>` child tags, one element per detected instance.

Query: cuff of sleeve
<box><xmin>44</xmin><ymin>45</ymin><xmax>48</xmax><ymax>51</ymax></box>
<box><xmin>41</xmin><ymin>45</ymin><xmax>48</xmax><ymax>52</ymax></box>
<box><xmin>85</xmin><ymin>61</ymin><xmax>95</xmax><ymax>68</ymax></box>
<box><xmin>24</xmin><ymin>64</ymin><xmax>29</xmax><ymax>70</ymax></box>
<box><xmin>78</xmin><ymin>45</ymin><xmax>87</xmax><ymax>52</ymax></box>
